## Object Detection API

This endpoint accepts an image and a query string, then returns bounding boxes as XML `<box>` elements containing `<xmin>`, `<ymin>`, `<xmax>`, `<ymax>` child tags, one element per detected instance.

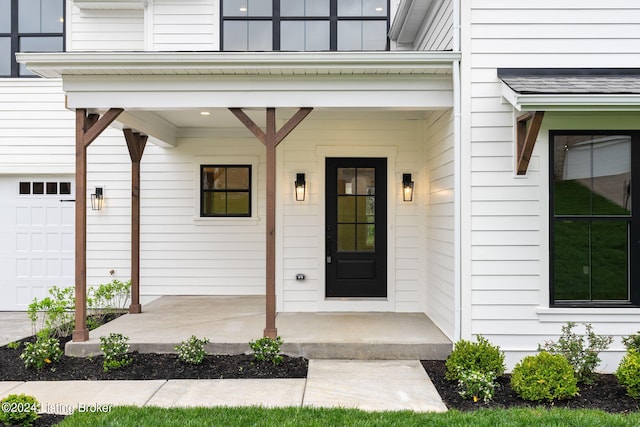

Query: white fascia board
<box><xmin>62</xmin><ymin>74</ymin><xmax>454</xmax><ymax>109</ymax></box>
<box><xmin>17</xmin><ymin>51</ymin><xmax>460</xmax><ymax>78</ymax></box>
<box><xmin>501</xmin><ymin>82</ymin><xmax>640</xmax><ymax>112</ymax></box>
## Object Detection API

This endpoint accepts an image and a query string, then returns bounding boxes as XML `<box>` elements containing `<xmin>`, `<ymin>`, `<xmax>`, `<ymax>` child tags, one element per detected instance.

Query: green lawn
<box><xmin>58</xmin><ymin>406</ymin><xmax>640</xmax><ymax>427</ymax></box>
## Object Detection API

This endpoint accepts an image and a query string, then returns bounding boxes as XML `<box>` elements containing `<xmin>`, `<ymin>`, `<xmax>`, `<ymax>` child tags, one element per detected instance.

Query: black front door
<box><xmin>325</xmin><ymin>158</ymin><xmax>387</xmax><ymax>297</ymax></box>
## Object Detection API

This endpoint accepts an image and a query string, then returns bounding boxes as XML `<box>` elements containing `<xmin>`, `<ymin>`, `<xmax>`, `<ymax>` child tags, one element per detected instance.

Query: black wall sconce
<box><xmin>91</xmin><ymin>187</ymin><xmax>104</xmax><ymax>211</ymax></box>
<box><xmin>295</xmin><ymin>173</ymin><xmax>306</xmax><ymax>201</ymax></box>
<box><xmin>402</xmin><ymin>173</ymin><xmax>414</xmax><ymax>202</ymax></box>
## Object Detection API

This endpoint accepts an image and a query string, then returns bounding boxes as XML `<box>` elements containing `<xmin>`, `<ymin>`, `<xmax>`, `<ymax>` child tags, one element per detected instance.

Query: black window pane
<box><xmin>59</xmin><ymin>182</ymin><xmax>71</xmax><ymax>194</ymax></box>
<box><xmin>19</xmin><ymin>36</ymin><xmax>64</xmax><ymax>75</ymax></box>
<box><xmin>226</xmin><ymin>167</ymin><xmax>249</xmax><ymax>189</ymax></box>
<box><xmin>281</xmin><ymin>21</ymin><xmax>329</xmax><ymax>51</ymax></box>
<box><xmin>226</xmin><ymin>192</ymin><xmax>250</xmax><ymax>214</ymax></box>
<box><xmin>224</xmin><ymin>0</ymin><xmax>272</xmax><ymax>16</ymax></box>
<box><xmin>32</xmin><ymin>182</ymin><xmax>44</xmax><ymax>194</ymax></box>
<box><xmin>19</xmin><ymin>0</ymin><xmax>63</xmax><ymax>33</ymax></box>
<box><xmin>0</xmin><ymin>38</ymin><xmax>10</xmax><ymax>76</ymax></box>
<box><xmin>338</xmin><ymin>0</ymin><xmax>386</xmax><ymax>16</ymax></box>
<box><xmin>0</xmin><ymin>0</ymin><xmax>10</xmax><ymax>31</ymax></box>
<box><xmin>19</xmin><ymin>182</ymin><xmax>30</xmax><ymax>195</ymax></box>
<box><xmin>554</xmin><ymin>221</ymin><xmax>591</xmax><ymax>300</ymax></box>
<box><xmin>337</xmin><ymin>21</ymin><xmax>386</xmax><ymax>51</ymax></box>
<box><xmin>224</xmin><ymin>21</ymin><xmax>272</xmax><ymax>51</ymax></box>
<box><xmin>554</xmin><ymin>135</ymin><xmax>631</xmax><ymax>216</ymax></box>
<box><xmin>281</xmin><ymin>0</ymin><xmax>329</xmax><ymax>16</ymax></box>
<box><xmin>591</xmin><ymin>221</ymin><xmax>629</xmax><ymax>300</ymax></box>
<box><xmin>46</xmin><ymin>182</ymin><xmax>57</xmax><ymax>194</ymax></box>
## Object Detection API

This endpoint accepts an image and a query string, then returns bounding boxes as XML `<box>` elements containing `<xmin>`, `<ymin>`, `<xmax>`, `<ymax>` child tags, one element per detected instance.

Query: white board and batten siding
<box><xmin>464</xmin><ymin>0</ymin><xmax>640</xmax><ymax>369</ymax></box>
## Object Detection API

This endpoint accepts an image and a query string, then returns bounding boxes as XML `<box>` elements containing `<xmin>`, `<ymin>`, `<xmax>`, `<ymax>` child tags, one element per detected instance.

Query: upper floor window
<box><xmin>0</xmin><ymin>0</ymin><xmax>65</xmax><ymax>77</ymax></box>
<box><xmin>221</xmin><ymin>0</ymin><xmax>389</xmax><ymax>51</ymax></box>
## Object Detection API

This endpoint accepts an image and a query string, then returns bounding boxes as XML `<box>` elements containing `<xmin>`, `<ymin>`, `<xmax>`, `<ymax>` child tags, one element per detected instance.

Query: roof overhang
<box><xmin>499</xmin><ymin>68</ymin><xmax>640</xmax><ymax>111</ymax></box>
<box><xmin>389</xmin><ymin>0</ymin><xmax>442</xmax><ymax>46</ymax></box>
<box><xmin>17</xmin><ymin>51</ymin><xmax>459</xmax><ymax>146</ymax></box>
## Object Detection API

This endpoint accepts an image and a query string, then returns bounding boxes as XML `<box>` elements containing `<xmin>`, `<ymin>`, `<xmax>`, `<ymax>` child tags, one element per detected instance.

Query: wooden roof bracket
<box><xmin>516</xmin><ymin>111</ymin><xmax>545</xmax><ymax>175</ymax></box>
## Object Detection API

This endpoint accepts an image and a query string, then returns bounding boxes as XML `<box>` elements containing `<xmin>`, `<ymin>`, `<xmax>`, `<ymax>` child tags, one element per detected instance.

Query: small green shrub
<box><xmin>27</xmin><ymin>285</ymin><xmax>75</xmax><ymax>338</ymax></box>
<box><xmin>19</xmin><ymin>331</ymin><xmax>63</xmax><ymax>371</ymax></box>
<box><xmin>445</xmin><ymin>335</ymin><xmax>505</xmax><ymax>381</ymax></box>
<box><xmin>87</xmin><ymin>279</ymin><xmax>131</xmax><ymax>324</ymax></box>
<box><xmin>457</xmin><ymin>370</ymin><xmax>499</xmax><ymax>403</ymax></box>
<box><xmin>100</xmin><ymin>333</ymin><xmax>132</xmax><ymax>372</ymax></box>
<box><xmin>0</xmin><ymin>394</ymin><xmax>40</xmax><ymax>427</ymax></box>
<box><xmin>616</xmin><ymin>349</ymin><xmax>640</xmax><ymax>399</ymax></box>
<box><xmin>249</xmin><ymin>336</ymin><xmax>284</xmax><ymax>365</ymax></box>
<box><xmin>539</xmin><ymin>322</ymin><xmax>613</xmax><ymax>385</ymax></box>
<box><xmin>510</xmin><ymin>351</ymin><xmax>579</xmax><ymax>402</ymax></box>
<box><xmin>622</xmin><ymin>332</ymin><xmax>640</xmax><ymax>352</ymax></box>
<box><xmin>7</xmin><ymin>341</ymin><xmax>21</xmax><ymax>350</ymax></box>
<box><xmin>175</xmin><ymin>335</ymin><xmax>209</xmax><ymax>365</ymax></box>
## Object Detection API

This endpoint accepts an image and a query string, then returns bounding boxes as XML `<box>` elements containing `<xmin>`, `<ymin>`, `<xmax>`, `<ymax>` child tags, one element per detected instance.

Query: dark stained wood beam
<box><xmin>73</xmin><ymin>108</ymin><xmax>124</xmax><ymax>342</ymax></box>
<box><xmin>124</xmin><ymin>129</ymin><xmax>148</xmax><ymax>314</ymax></box>
<box><xmin>516</xmin><ymin>111</ymin><xmax>544</xmax><ymax>175</ymax></box>
<box><xmin>230</xmin><ymin>107</ymin><xmax>313</xmax><ymax>338</ymax></box>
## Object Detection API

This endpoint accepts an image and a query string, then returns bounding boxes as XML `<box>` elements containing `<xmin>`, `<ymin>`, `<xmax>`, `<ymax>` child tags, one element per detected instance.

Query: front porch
<box><xmin>65</xmin><ymin>296</ymin><xmax>452</xmax><ymax>360</ymax></box>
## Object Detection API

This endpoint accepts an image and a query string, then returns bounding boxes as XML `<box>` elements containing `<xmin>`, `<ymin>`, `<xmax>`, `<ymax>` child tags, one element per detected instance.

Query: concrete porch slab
<box><xmin>65</xmin><ymin>296</ymin><xmax>452</xmax><ymax>360</ymax></box>
<box><xmin>303</xmin><ymin>360</ymin><xmax>448</xmax><ymax>412</ymax></box>
<box><xmin>146</xmin><ymin>379</ymin><xmax>306</xmax><ymax>408</ymax></box>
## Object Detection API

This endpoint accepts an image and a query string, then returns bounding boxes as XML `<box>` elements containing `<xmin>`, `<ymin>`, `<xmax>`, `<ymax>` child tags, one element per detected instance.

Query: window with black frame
<box><xmin>0</xmin><ymin>0</ymin><xmax>65</xmax><ymax>77</ymax></box>
<box><xmin>201</xmin><ymin>165</ymin><xmax>252</xmax><ymax>217</ymax></box>
<box><xmin>221</xmin><ymin>0</ymin><xmax>389</xmax><ymax>51</ymax></box>
<box><xmin>550</xmin><ymin>131</ymin><xmax>639</xmax><ymax>306</ymax></box>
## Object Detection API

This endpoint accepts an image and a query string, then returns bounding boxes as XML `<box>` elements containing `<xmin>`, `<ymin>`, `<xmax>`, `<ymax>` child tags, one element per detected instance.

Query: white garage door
<box><xmin>0</xmin><ymin>176</ymin><xmax>75</xmax><ymax>311</ymax></box>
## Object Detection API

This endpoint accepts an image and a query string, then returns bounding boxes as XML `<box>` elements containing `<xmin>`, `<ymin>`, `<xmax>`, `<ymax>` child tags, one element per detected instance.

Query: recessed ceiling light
<box><xmin>59</xmin><ymin>17</ymin><xmax>64</xmax><ymax>23</ymax></box>
<box><xmin>375</xmin><ymin>7</ymin><xmax>383</xmax><ymax>12</ymax></box>
<box><xmin>239</xmin><ymin>6</ymin><xmax>247</xmax><ymax>12</ymax></box>
<box><xmin>200</xmin><ymin>111</ymin><xmax>211</xmax><ymax>116</ymax></box>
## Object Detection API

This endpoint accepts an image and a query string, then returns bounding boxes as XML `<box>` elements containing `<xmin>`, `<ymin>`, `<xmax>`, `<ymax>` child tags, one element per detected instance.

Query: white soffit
<box><xmin>389</xmin><ymin>0</ymin><xmax>439</xmax><ymax>44</ymax></box>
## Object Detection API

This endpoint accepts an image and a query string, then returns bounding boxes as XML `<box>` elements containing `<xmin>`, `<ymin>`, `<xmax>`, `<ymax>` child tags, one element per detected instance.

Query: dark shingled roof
<box><xmin>498</xmin><ymin>68</ymin><xmax>640</xmax><ymax>95</ymax></box>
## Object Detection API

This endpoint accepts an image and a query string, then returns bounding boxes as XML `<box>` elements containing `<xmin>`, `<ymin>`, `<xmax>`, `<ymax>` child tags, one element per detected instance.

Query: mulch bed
<box><xmin>421</xmin><ymin>360</ymin><xmax>640</xmax><ymax>413</ymax></box>
<box><xmin>0</xmin><ymin>336</ymin><xmax>307</xmax><ymax>382</ymax></box>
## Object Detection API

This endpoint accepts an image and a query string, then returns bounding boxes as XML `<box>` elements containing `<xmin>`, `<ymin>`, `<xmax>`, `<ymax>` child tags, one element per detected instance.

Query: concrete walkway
<box><xmin>0</xmin><ymin>360</ymin><xmax>448</xmax><ymax>414</ymax></box>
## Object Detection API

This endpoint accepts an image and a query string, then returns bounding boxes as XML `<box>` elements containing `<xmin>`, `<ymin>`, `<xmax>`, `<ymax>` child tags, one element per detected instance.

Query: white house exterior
<box><xmin>2</xmin><ymin>0</ymin><xmax>640</xmax><ymax>371</ymax></box>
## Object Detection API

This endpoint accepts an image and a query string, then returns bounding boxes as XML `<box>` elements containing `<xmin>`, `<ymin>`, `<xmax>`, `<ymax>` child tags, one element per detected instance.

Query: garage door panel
<box><xmin>0</xmin><ymin>176</ymin><xmax>75</xmax><ymax>310</ymax></box>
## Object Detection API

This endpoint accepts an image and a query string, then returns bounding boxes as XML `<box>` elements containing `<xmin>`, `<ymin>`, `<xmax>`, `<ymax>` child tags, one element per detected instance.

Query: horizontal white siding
<box><xmin>423</xmin><ymin>109</ymin><xmax>455</xmax><ymax>339</ymax></box>
<box><xmin>0</xmin><ymin>80</ymin><xmax>74</xmax><ymax>174</ymax></box>
<box><xmin>150</xmin><ymin>0</ymin><xmax>217</xmax><ymax>51</ymax></box>
<box><xmin>70</xmin><ymin>7</ymin><xmax>144</xmax><ymax>51</ymax></box>
<box><xmin>464</xmin><ymin>0</ymin><xmax>640</xmax><ymax>370</ymax></box>
<box><xmin>418</xmin><ymin>0</ymin><xmax>454</xmax><ymax>51</ymax></box>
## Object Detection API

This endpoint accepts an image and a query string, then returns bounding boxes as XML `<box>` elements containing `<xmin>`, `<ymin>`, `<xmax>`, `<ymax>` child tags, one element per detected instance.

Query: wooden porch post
<box><xmin>229</xmin><ymin>107</ymin><xmax>313</xmax><ymax>338</ymax></box>
<box><xmin>124</xmin><ymin>129</ymin><xmax>148</xmax><ymax>314</ymax></box>
<box><xmin>73</xmin><ymin>108</ymin><xmax>123</xmax><ymax>342</ymax></box>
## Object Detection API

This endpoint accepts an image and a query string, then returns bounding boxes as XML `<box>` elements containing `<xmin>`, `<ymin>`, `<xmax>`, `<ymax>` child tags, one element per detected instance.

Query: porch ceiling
<box><xmin>18</xmin><ymin>51</ymin><xmax>458</xmax><ymax>147</ymax></box>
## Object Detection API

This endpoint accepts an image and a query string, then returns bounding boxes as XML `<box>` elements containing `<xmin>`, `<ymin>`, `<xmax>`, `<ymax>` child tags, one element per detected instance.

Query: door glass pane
<box><xmin>554</xmin><ymin>135</ymin><xmax>631</xmax><ymax>216</ymax></box>
<box><xmin>356</xmin><ymin>195</ymin><xmax>375</xmax><ymax>222</ymax></box>
<box><xmin>591</xmin><ymin>221</ymin><xmax>629</xmax><ymax>300</ymax></box>
<box><xmin>337</xmin><ymin>224</ymin><xmax>355</xmax><ymax>251</ymax></box>
<box><xmin>356</xmin><ymin>224</ymin><xmax>375</xmax><ymax>251</ymax></box>
<box><xmin>281</xmin><ymin>0</ymin><xmax>329</xmax><ymax>16</ymax></box>
<box><xmin>337</xmin><ymin>196</ymin><xmax>355</xmax><ymax>222</ymax></box>
<box><xmin>337</xmin><ymin>168</ymin><xmax>355</xmax><ymax>195</ymax></box>
<box><xmin>553</xmin><ymin>221</ymin><xmax>590</xmax><ymax>300</ymax></box>
<box><xmin>281</xmin><ymin>21</ymin><xmax>330</xmax><ymax>51</ymax></box>
<box><xmin>355</xmin><ymin>168</ymin><xmax>374</xmax><ymax>194</ymax></box>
